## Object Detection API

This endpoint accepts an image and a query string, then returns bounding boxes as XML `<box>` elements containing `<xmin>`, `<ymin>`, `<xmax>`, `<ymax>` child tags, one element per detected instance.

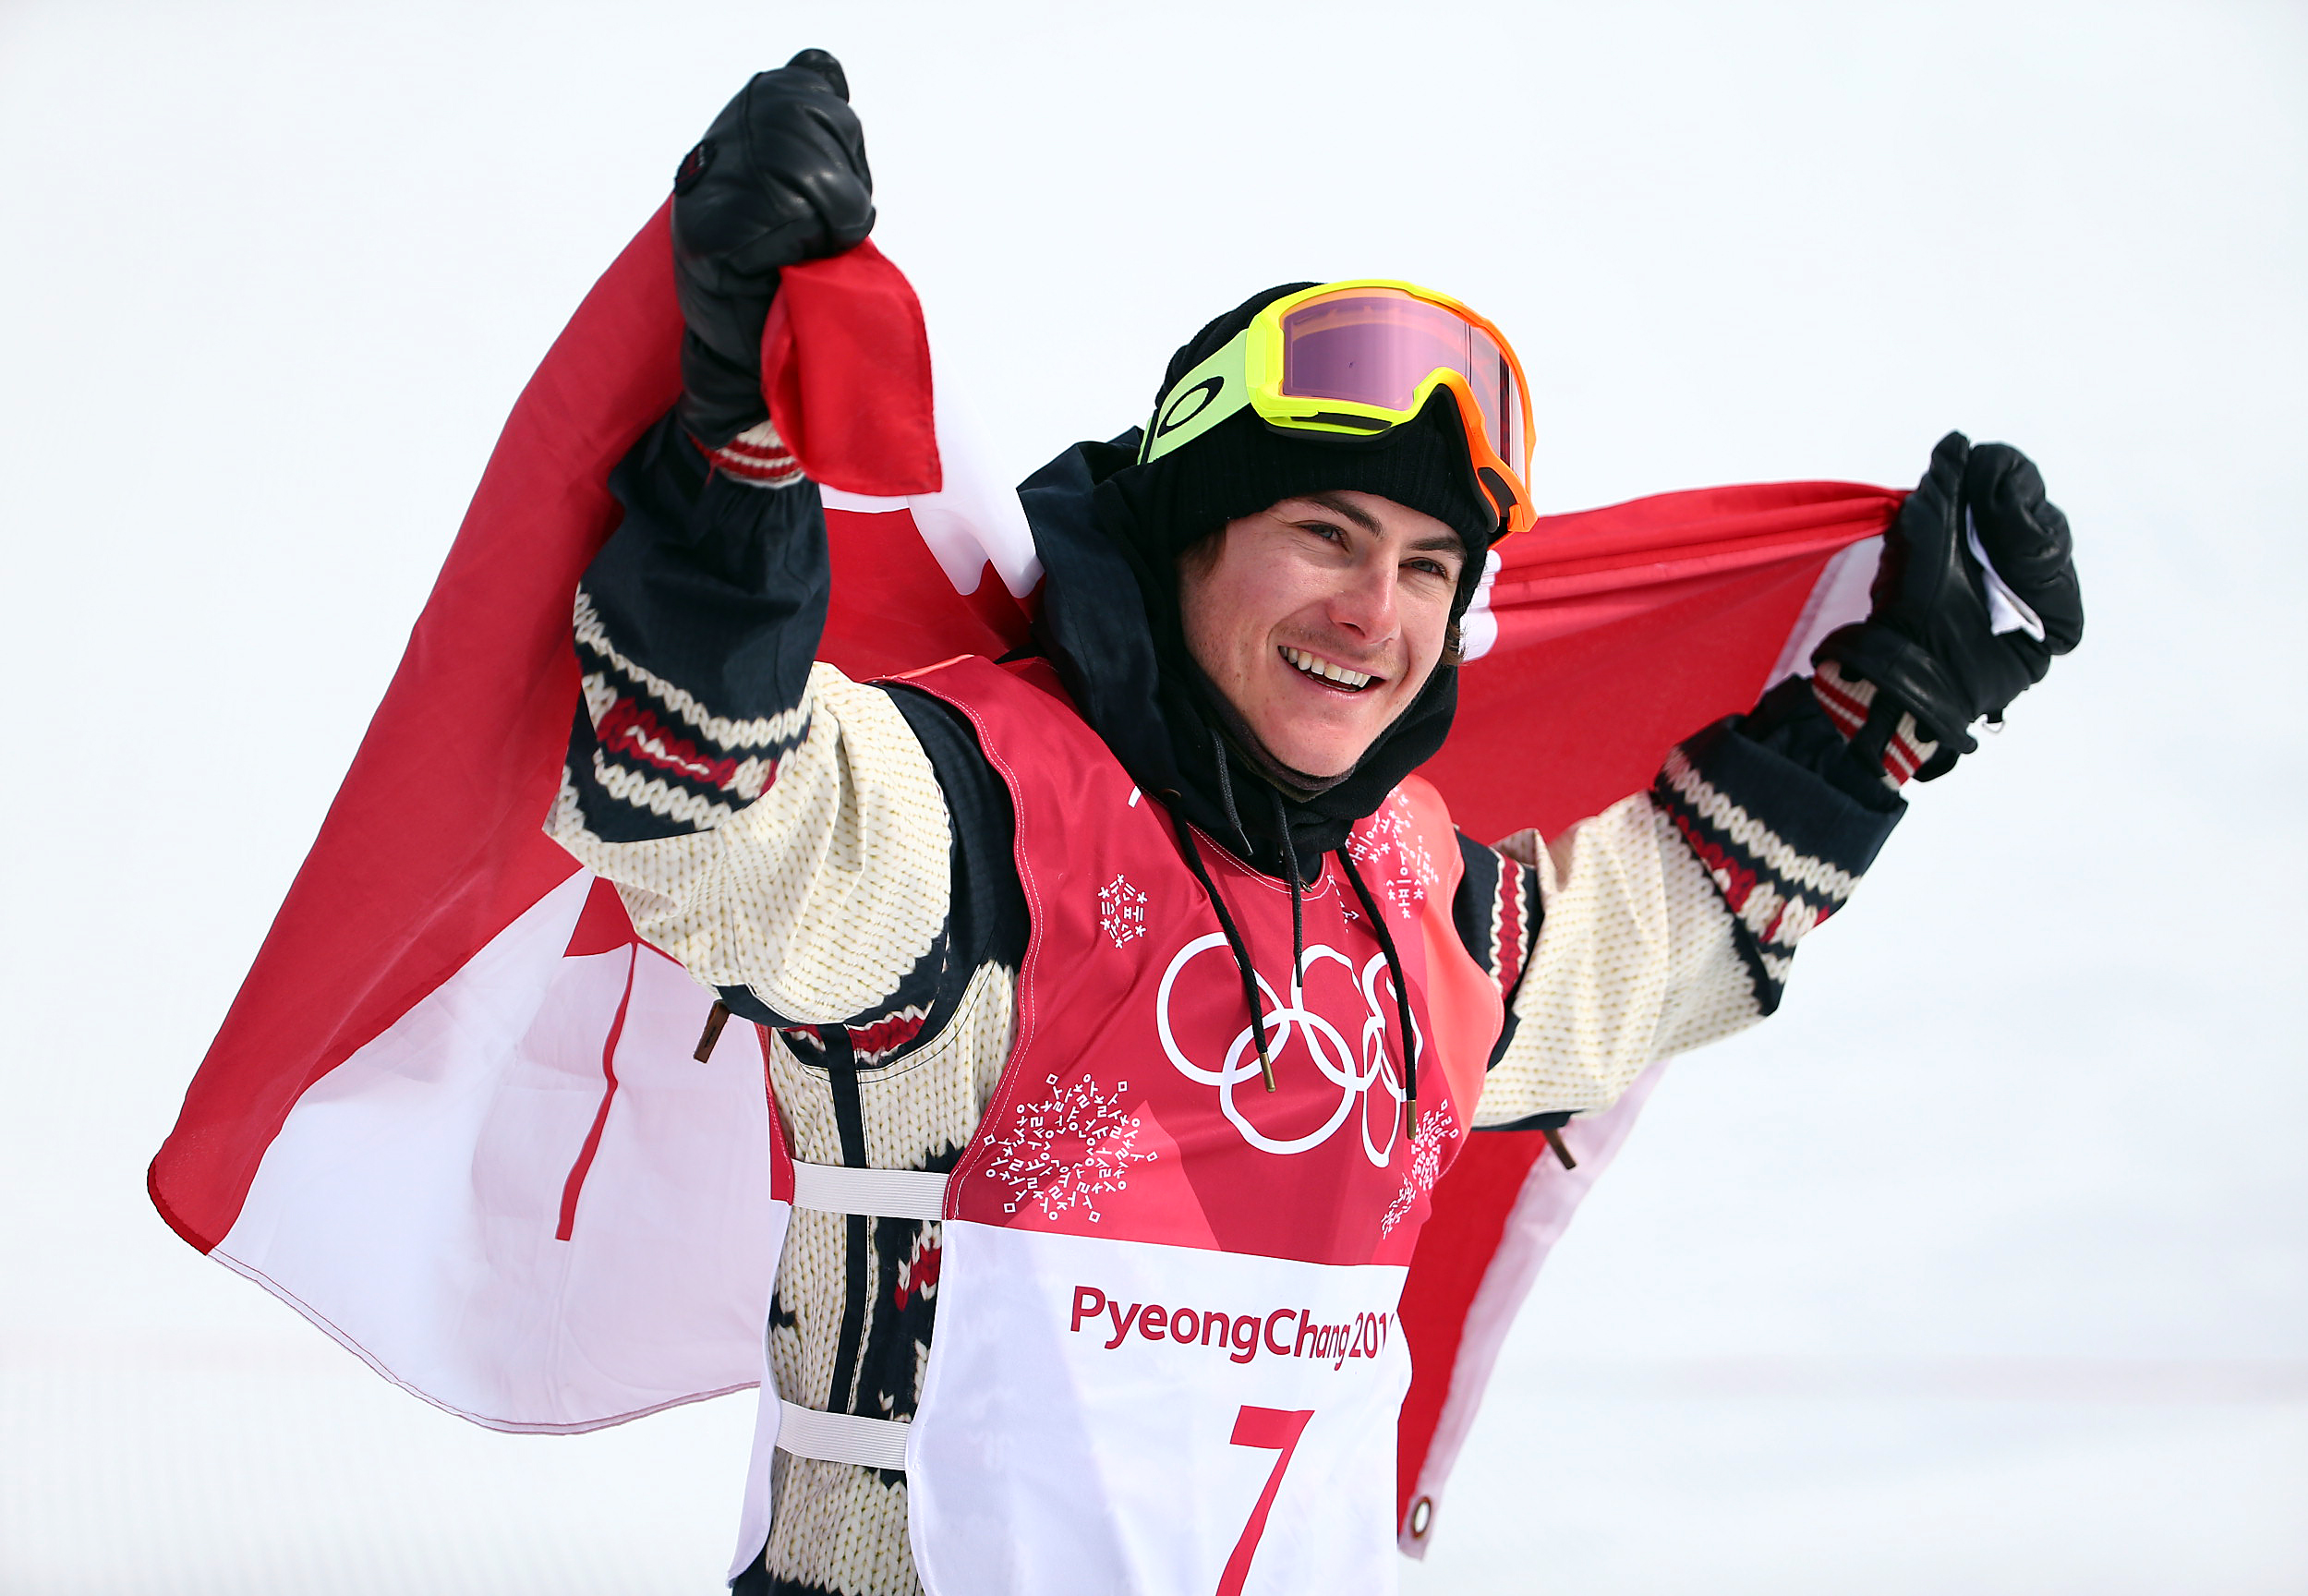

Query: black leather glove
<box><xmin>671</xmin><ymin>50</ymin><xmax>875</xmax><ymax>448</ymax></box>
<box><xmin>1814</xmin><ymin>431</ymin><xmax>2084</xmax><ymax>780</ymax></box>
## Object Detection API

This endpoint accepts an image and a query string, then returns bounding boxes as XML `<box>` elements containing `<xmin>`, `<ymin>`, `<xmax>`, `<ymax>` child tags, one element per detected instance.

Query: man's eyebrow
<box><xmin>1278</xmin><ymin>493</ymin><xmax>1464</xmax><ymax>560</ymax></box>
<box><xmin>1287</xmin><ymin>491</ymin><xmax>1384</xmax><ymax>535</ymax></box>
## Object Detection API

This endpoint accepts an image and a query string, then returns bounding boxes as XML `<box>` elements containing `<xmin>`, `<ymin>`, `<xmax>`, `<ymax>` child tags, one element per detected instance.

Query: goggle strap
<box><xmin>1142</xmin><ymin>332</ymin><xmax>1254</xmax><ymax>465</ymax></box>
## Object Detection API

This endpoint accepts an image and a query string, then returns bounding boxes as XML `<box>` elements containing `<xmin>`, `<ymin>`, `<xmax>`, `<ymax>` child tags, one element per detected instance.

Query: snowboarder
<box><xmin>546</xmin><ymin>51</ymin><xmax>2084</xmax><ymax>1596</ymax></box>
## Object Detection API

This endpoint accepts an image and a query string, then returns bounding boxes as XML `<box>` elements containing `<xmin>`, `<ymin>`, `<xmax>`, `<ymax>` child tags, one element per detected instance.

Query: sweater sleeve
<box><xmin>1466</xmin><ymin>674</ymin><xmax>1907</xmax><ymax>1126</ymax></box>
<box><xmin>544</xmin><ymin>413</ymin><xmax>956</xmax><ymax>1032</ymax></box>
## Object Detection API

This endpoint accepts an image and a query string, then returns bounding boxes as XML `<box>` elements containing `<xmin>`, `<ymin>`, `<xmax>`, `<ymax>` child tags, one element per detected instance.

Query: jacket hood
<box><xmin>1021</xmin><ymin>431</ymin><xmax>1462</xmax><ymax>877</ymax></box>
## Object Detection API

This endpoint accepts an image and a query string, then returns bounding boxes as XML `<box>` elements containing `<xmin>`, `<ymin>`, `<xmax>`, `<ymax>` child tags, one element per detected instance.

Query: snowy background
<box><xmin>3</xmin><ymin>1</ymin><xmax>2303</xmax><ymax>1590</ymax></box>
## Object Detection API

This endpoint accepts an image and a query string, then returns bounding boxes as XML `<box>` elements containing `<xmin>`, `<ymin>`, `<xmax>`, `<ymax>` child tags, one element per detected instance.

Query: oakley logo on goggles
<box><xmin>1139</xmin><ymin>281</ymin><xmax>1537</xmax><ymax>538</ymax></box>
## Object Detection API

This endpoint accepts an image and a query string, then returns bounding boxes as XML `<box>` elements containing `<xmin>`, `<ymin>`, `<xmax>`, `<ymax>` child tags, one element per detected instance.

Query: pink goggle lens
<box><xmin>1277</xmin><ymin>289</ymin><xmax>1523</xmax><ymax>466</ymax></box>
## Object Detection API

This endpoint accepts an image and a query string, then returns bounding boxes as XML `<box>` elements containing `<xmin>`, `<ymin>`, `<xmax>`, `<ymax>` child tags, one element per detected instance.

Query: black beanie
<box><xmin>1121</xmin><ymin>284</ymin><xmax>1504</xmax><ymax>615</ymax></box>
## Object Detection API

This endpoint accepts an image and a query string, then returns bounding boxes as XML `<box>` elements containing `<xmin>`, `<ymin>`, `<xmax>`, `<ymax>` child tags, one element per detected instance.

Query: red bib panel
<box><xmin>893</xmin><ymin>655</ymin><xmax>1502</xmax><ymax>1596</ymax></box>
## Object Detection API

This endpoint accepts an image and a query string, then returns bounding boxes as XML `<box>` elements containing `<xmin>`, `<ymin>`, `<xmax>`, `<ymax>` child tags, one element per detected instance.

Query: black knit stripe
<box><xmin>819</xmin><ymin>1028</ymin><xmax>873</xmax><ymax>1417</ymax></box>
<box><xmin>1448</xmin><ymin>832</ymin><xmax>1540</xmax><ymax>1006</ymax></box>
<box><xmin>1477</xmin><ymin>1107</ymin><xmax>1573</xmax><ymax>1133</ymax></box>
<box><xmin>1450</xmin><ymin>834</ymin><xmax>1504</xmax><ymax>982</ymax></box>
<box><xmin>560</xmin><ymin>413</ymin><xmax>830</xmax><ymax>842</ymax></box>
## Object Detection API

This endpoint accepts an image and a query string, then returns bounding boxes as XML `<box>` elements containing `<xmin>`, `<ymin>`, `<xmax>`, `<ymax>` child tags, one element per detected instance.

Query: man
<box><xmin>550</xmin><ymin>54</ymin><xmax>2082</xmax><ymax>1596</ymax></box>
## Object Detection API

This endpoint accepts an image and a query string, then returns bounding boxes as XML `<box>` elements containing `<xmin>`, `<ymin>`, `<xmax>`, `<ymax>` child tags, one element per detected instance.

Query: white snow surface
<box><xmin>2</xmin><ymin>1</ymin><xmax>2302</xmax><ymax>1590</ymax></box>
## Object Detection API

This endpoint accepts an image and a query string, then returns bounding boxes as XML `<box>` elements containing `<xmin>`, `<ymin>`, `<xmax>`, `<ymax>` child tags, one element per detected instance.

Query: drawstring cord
<box><xmin>1166</xmin><ymin>803</ymin><xmax>1278</xmax><ymax>1092</ymax></box>
<box><xmin>1268</xmin><ymin>789</ymin><xmax>1308</xmax><ymax>992</ymax></box>
<box><xmin>1208</xmin><ymin>725</ymin><xmax>1255</xmax><ymax>860</ymax></box>
<box><xmin>1168</xmin><ymin>736</ymin><xmax>1417</xmax><ymax>1128</ymax></box>
<box><xmin>1336</xmin><ymin>851</ymin><xmax>1420</xmax><ymax>1133</ymax></box>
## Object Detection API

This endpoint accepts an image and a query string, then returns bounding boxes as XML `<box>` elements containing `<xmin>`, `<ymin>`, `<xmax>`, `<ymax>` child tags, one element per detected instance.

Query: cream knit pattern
<box><xmin>551</xmin><ymin>663</ymin><xmax>952</xmax><ymax>1025</ymax></box>
<box><xmin>1472</xmin><ymin>797</ymin><xmax>1761</xmax><ymax>1126</ymax></box>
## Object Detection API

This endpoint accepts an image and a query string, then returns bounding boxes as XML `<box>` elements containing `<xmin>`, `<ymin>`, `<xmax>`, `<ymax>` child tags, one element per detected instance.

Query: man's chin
<box><xmin>1260</xmin><ymin>729</ymin><xmax>1373</xmax><ymax>783</ymax></box>
<box><xmin>1227</xmin><ymin>685</ymin><xmax>1406</xmax><ymax>792</ymax></box>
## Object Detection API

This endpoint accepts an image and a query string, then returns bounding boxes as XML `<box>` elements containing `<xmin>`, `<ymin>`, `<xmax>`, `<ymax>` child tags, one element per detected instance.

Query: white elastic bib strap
<box><xmin>790</xmin><ymin>1161</ymin><xmax>949</xmax><ymax>1221</ymax></box>
<box><xmin>772</xmin><ymin>1163</ymin><xmax>944</xmax><ymax>1471</ymax></box>
<box><xmin>777</xmin><ymin>1400</ymin><xmax>911</xmax><ymax>1470</ymax></box>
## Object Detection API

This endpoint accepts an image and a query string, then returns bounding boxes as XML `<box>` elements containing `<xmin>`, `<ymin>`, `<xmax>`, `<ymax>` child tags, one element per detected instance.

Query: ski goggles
<box><xmin>1139</xmin><ymin>280</ymin><xmax>1537</xmax><ymax>538</ymax></box>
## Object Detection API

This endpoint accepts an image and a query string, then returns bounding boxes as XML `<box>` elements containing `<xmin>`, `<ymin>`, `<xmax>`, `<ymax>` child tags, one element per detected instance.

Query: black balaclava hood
<box><xmin>1025</xmin><ymin>282</ymin><xmax>1505</xmax><ymax>876</ymax></box>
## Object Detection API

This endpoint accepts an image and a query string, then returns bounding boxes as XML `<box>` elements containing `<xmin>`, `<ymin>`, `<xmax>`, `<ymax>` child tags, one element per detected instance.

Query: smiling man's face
<box><xmin>1178</xmin><ymin>490</ymin><xmax>1467</xmax><ymax>780</ymax></box>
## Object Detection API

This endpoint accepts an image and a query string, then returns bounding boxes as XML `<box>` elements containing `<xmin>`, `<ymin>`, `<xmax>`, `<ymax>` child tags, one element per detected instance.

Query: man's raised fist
<box><xmin>672</xmin><ymin>52</ymin><xmax>875</xmax><ymax>447</ymax></box>
<box><xmin>1815</xmin><ymin>431</ymin><xmax>2084</xmax><ymax>779</ymax></box>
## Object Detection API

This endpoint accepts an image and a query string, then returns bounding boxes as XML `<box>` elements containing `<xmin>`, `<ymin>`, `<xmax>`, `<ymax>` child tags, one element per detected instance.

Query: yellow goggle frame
<box><xmin>1138</xmin><ymin>280</ymin><xmax>1537</xmax><ymax>538</ymax></box>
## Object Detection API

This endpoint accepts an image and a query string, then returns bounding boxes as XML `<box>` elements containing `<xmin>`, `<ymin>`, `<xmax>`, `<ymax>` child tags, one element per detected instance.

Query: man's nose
<box><xmin>1327</xmin><ymin>560</ymin><xmax>1399</xmax><ymax>639</ymax></box>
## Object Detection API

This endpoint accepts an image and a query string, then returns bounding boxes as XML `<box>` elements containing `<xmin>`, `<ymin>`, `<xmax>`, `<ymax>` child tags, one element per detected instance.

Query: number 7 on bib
<box><xmin>1216</xmin><ymin>1407</ymin><xmax>1315</xmax><ymax>1596</ymax></box>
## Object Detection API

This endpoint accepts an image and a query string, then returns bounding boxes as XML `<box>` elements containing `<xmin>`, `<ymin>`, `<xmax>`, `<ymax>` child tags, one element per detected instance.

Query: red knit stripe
<box><xmin>719</xmin><ymin>437</ymin><xmax>796</xmax><ymax>465</ymax></box>
<box><xmin>1811</xmin><ymin>669</ymin><xmax>1871</xmax><ymax>738</ymax></box>
<box><xmin>1492</xmin><ymin>864</ymin><xmax>1527</xmax><ymax>998</ymax></box>
<box><xmin>1884</xmin><ymin>725</ymin><xmax>1928</xmax><ymax>782</ymax></box>
<box><xmin>713</xmin><ymin>445</ymin><xmax>800</xmax><ymax>476</ymax></box>
<box><xmin>693</xmin><ymin>429</ymin><xmax>804</xmax><ymax>487</ymax></box>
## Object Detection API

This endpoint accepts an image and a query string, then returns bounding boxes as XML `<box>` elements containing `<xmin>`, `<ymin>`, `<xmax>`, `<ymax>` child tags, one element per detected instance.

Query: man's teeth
<box><xmin>1281</xmin><ymin>646</ymin><xmax>1375</xmax><ymax>690</ymax></box>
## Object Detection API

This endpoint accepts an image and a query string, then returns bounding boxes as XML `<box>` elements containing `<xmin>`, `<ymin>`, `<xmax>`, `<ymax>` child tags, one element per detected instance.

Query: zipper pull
<box><xmin>693</xmin><ymin>999</ymin><xmax>732</xmax><ymax>1062</ymax></box>
<box><xmin>1541</xmin><ymin>1124</ymin><xmax>1577</xmax><ymax>1170</ymax></box>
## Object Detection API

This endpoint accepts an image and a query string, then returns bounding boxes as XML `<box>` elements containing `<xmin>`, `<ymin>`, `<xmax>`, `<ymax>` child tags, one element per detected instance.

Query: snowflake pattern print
<box><xmin>1347</xmin><ymin>792</ymin><xmax>1438</xmax><ymax>915</ymax></box>
<box><xmin>1380</xmin><ymin>1106</ymin><xmax>1462</xmax><ymax>1237</ymax></box>
<box><xmin>1098</xmin><ymin>874</ymin><xmax>1149</xmax><ymax>949</ymax></box>
<box><xmin>984</xmin><ymin>1074</ymin><xmax>1157</xmax><ymax>1224</ymax></box>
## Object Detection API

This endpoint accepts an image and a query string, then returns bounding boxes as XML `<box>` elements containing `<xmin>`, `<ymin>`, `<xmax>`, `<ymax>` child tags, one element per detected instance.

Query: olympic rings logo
<box><xmin>1154</xmin><ymin>933</ymin><xmax>1418</xmax><ymax>1166</ymax></box>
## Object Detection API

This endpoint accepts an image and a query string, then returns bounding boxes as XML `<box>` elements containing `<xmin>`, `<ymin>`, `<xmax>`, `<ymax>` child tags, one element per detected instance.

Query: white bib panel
<box><xmin>908</xmin><ymin>1223</ymin><xmax>1409</xmax><ymax>1596</ymax></box>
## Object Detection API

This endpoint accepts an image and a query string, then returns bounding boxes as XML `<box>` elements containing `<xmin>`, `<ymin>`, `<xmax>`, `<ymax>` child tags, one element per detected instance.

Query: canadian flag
<box><xmin>146</xmin><ymin>204</ymin><xmax>1898</xmax><ymax>1553</ymax></box>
